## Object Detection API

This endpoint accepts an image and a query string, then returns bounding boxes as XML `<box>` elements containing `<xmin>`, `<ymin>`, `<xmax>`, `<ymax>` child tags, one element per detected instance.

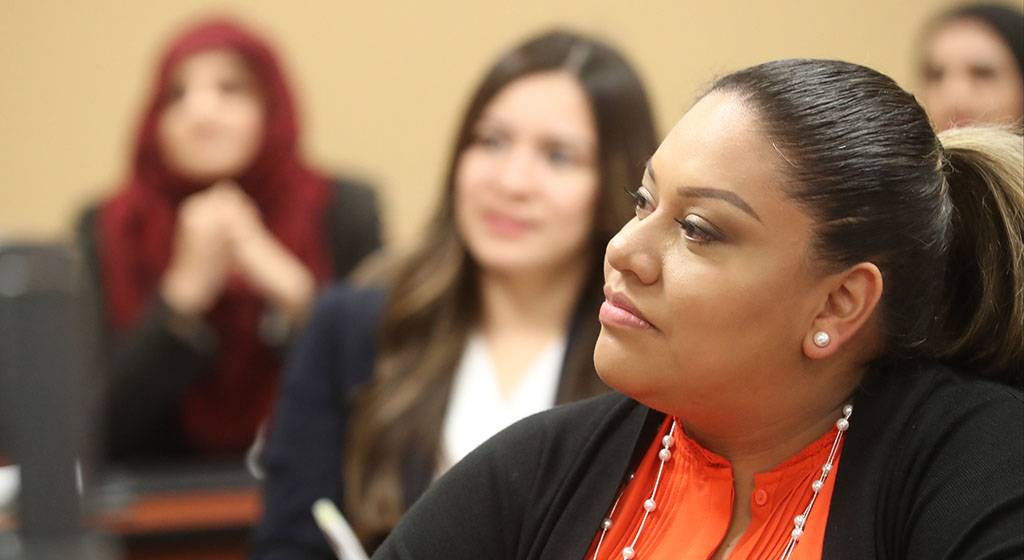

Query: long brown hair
<box><xmin>344</xmin><ymin>29</ymin><xmax>658</xmax><ymax>543</ymax></box>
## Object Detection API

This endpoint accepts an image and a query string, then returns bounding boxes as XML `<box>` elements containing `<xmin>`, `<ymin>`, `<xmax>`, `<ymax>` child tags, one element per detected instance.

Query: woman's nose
<box><xmin>942</xmin><ymin>73</ymin><xmax>975</xmax><ymax>107</ymax></box>
<box><xmin>181</xmin><ymin>86</ymin><xmax>220</xmax><ymax>121</ymax></box>
<box><xmin>605</xmin><ymin>217</ymin><xmax>661</xmax><ymax>285</ymax></box>
<box><xmin>493</xmin><ymin>147</ymin><xmax>539</xmax><ymax>198</ymax></box>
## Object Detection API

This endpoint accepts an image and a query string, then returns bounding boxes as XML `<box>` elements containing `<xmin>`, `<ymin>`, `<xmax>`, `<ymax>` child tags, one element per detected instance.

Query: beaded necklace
<box><xmin>592</xmin><ymin>405</ymin><xmax>853</xmax><ymax>560</ymax></box>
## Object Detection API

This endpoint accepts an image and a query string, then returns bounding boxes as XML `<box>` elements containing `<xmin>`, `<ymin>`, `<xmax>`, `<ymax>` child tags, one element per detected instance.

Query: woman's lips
<box><xmin>482</xmin><ymin>210</ymin><xmax>533</xmax><ymax>237</ymax></box>
<box><xmin>600</xmin><ymin>291</ymin><xmax>654</xmax><ymax>330</ymax></box>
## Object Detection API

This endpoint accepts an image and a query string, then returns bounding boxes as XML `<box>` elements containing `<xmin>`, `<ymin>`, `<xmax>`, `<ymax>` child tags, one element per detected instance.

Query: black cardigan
<box><xmin>374</xmin><ymin>363</ymin><xmax>1024</xmax><ymax>559</ymax></box>
<box><xmin>78</xmin><ymin>178</ymin><xmax>382</xmax><ymax>462</ymax></box>
<box><xmin>253</xmin><ymin>280</ymin><xmax>609</xmax><ymax>559</ymax></box>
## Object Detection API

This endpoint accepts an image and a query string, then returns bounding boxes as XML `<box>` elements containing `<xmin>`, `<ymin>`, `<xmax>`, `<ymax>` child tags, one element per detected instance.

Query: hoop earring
<box><xmin>813</xmin><ymin>331</ymin><xmax>831</xmax><ymax>348</ymax></box>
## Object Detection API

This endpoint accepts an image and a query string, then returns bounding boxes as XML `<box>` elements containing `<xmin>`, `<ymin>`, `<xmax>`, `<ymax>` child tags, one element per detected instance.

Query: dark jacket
<box><xmin>78</xmin><ymin>178</ymin><xmax>381</xmax><ymax>461</ymax></box>
<box><xmin>252</xmin><ymin>279</ymin><xmax>609</xmax><ymax>559</ymax></box>
<box><xmin>374</xmin><ymin>363</ymin><xmax>1024</xmax><ymax>559</ymax></box>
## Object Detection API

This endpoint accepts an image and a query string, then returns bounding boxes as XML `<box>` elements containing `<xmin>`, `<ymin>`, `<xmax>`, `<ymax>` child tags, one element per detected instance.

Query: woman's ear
<box><xmin>803</xmin><ymin>262</ymin><xmax>884</xmax><ymax>360</ymax></box>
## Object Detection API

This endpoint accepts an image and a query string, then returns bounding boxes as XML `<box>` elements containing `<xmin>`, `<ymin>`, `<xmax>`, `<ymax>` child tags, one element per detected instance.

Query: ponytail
<box><xmin>931</xmin><ymin>126</ymin><xmax>1024</xmax><ymax>384</ymax></box>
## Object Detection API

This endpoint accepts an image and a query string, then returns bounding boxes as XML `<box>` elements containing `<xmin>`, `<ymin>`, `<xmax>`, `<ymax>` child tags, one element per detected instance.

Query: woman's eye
<box><xmin>165</xmin><ymin>83</ymin><xmax>186</xmax><ymax>103</ymax></box>
<box><xmin>219</xmin><ymin>78</ymin><xmax>249</xmax><ymax>95</ymax></box>
<box><xmin>677</xmin><ymin>215</ymin><xmax>721</xmax><ymax>243</ymax></box>
<box><xmin>626</xmin><ymin>186</ymin><xmax>654</xmax><ymax>219</ymax></box>
<box><xmin>969</xmin><ymin>66</ymin><xmax>997</xmax><ymax>81</ymax></box>
<box><xmin>473</xmin><ymin>131</ymin><xmax>505</xmax><ymax>150</ymax></box>
<box><xmin>923</xmin><ymin>65</ymin><xmax>944</xmax><ymax>84</ymax></box>
<box><xmin>546</xmin><ymin>148</ymin><xmax>574</xmax><ymax>167</ymax></box>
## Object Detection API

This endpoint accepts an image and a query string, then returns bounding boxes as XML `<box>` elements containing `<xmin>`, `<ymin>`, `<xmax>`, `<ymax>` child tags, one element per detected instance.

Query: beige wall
<box><xmin>0</xmin><ymin>0</ymin><xmax>969</xmax><ymax>247</ymax></box>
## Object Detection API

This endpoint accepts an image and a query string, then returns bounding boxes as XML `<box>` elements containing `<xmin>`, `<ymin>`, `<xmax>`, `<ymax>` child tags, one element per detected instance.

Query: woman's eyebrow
<box><xmin>677</xmin><ymin>187</ymin><xmax>762</xmax><ymax>222</ymax></box>
<box><xmin>645</xmin><ymin>159</ymin><xmax>762</xmax><ymax>222</ymax></box>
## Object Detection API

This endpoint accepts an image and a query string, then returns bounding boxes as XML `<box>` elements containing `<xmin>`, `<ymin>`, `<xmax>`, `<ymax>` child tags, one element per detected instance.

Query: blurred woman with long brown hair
<box><xmin>254</xmin><ymin>29</ymin><xmax>658</xmax><ymax>557</ymax></box>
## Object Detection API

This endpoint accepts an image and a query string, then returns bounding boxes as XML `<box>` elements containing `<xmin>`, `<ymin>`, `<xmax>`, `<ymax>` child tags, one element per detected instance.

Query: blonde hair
<box><xmin>930</xmin><ymin>126</ymin><xmax>1024</xmax><ymax>378</ymax></box>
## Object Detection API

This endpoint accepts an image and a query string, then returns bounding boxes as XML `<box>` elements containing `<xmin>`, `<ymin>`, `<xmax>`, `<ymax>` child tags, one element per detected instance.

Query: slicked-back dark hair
<box><xmin>709</xmin><ymin>59</ymin><xmax>1023</xmax><ymax>381</ymax></box>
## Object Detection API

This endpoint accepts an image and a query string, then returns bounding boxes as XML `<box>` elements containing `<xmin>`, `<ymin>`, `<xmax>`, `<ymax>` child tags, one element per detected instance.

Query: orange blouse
<box><xmin>586</xmin><ymin>416</ymin><xmax>844</xmax><ymax>560</ymax></box>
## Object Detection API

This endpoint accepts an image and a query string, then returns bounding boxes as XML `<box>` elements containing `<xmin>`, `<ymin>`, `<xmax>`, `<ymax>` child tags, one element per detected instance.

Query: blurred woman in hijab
<box><xmin>78</xmin><ymin>18</ymin><xmax>381</xmax><ymax>462</ymax></box>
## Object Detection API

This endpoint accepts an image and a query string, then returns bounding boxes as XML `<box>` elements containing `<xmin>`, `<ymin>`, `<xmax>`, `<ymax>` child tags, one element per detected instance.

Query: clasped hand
<box><xmin>159</xmin><ymin>181</ymin><xmax>315</xmax><ymax>327</ymax></box>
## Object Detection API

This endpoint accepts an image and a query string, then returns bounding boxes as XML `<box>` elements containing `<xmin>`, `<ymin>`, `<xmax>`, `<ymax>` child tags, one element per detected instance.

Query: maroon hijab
<box><xmin>97</xmin><ymin>19</ymin><xmax>334</xmax><ymax>454</ymax></box>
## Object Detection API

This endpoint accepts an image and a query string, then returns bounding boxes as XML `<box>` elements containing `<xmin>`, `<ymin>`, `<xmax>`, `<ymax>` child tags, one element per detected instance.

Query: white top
<box><xmin>437</xmin><ymin>331</ymin><xmax>567</xmax><ymax>474</ymax></box>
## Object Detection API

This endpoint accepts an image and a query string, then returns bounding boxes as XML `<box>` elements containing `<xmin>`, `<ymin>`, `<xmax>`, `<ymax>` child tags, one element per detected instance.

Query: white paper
<box><xmin>312</xmin><ymin>498</ymin><xmax>369</xmax><ymax>560</ymax></box>
<box><xmin>0</xmin><ymin>465</ymin><xmax>19</xmax><ymax>510</ymax></box>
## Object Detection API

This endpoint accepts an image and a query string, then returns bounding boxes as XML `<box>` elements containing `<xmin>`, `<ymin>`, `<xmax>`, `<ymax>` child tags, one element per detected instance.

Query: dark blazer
<box><xmin>252</xmin><ymin>279</ymin><xmax>609</xmax><ymax>560</ymax></box>
<box><xmin>78</xmin><ymin>178</ymin><xmax>382</xmax><ymax>461</ymax></box>
<box><xmin>373</xmin><ymin>363</ymin><xmax>1024</xmax><ymax>559</ymax></box>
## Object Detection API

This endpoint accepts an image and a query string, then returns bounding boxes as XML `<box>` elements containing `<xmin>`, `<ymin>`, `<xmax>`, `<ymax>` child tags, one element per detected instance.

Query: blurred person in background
<box><xmin>253</xmin><ymin>29</ymin><xmax>658</xmax><ymax>557</ymax></box>
<box><xmin>918</xmin><ymin>3</ymin><xmax>1023</xmax><ymax>132</ymax></box>
<box><xmin>77</xmin><ymin>18</ymin><xmax>381</xmax><ymax>463</ymax></box>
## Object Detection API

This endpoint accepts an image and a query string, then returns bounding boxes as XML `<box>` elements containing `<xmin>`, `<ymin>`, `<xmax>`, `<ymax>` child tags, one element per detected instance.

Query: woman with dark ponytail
<box><xmin>373</xmin><ymin>59</ymin><xmax>1023</xmax><ymax>559</ymax></box>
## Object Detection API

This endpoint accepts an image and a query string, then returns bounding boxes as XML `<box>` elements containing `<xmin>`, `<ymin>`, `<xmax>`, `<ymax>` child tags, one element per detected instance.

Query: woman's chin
<box><xmin>166</xmin><ymin>157</ymin><xmax>252</xmax><ymax>185</ymax></box>
<box><xmin>593</xmin><ymin>335</ymin><xmax>636</xmax><ymax>393</ymax></box>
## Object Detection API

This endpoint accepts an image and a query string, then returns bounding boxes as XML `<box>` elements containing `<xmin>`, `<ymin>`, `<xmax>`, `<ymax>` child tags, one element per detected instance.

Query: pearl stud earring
<box><xmin>813</xmin><ymin>331</ymin><xmax>831</xmax><ymax>348</ymax></box>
